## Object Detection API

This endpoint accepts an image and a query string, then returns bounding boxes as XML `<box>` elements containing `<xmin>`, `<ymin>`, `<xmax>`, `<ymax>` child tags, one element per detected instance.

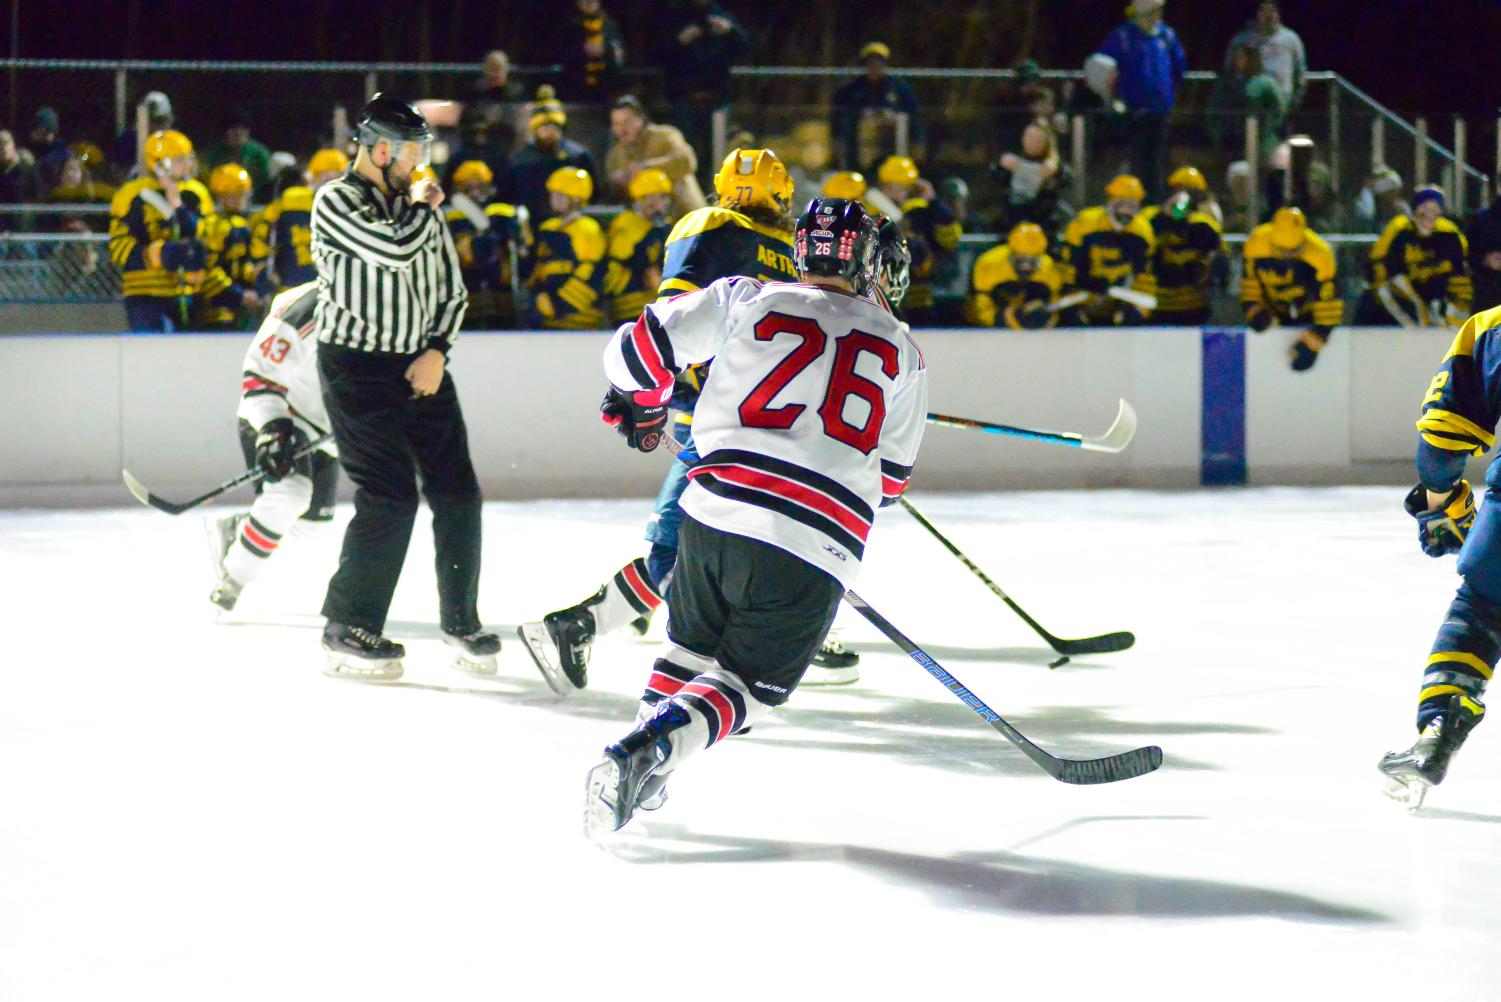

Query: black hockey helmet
<box><xmin>794</xmin><ymin>197</ymin><xmax>880</xmax><ymax>292</ymax></box>
<box><xmin>874</xmin><ymin>215</ymin><xmax>911</xmax><ymax>307</ymax></box>
<box><xmin>355</xmin><ymin>93</ymin><xmax>433</xmax><ymax>149</ymax></box>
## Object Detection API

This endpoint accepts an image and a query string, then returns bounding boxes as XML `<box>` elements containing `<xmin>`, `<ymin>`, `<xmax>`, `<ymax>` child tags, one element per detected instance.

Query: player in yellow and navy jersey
<box><xmin>1356</xmin><ymin>187</ymin><xmax>1472</xmax><ymax>329</ymax></box>
<box><xmin>195</xmin><ymin>162</ymin><xmax>260</xmax><ymax>330</ymax></box>
<box><xmin>1137</xmin><ymin>166</ymin><xmax>1224</xmax><ymax>326</ymax></box>
<box><xmin>874</xmin><ymin>155</ymin><xmax>960</xmax><ymax>325</ymax></box>
<box><xmin>605</xmin><ymin>168</ymin><xmax>677</xmax><ymax>323</ymax></box>
<box><xmin>250</xmin><ymin>148</ymin><xmax>346</xmax><ymax>294</ymax></box>
<box><xmin>108</xmin><ymin>129</ymin><xmax>211</xmax><ymax>332</ymax></box>
<box><xmin>1377</xmin><ymin>303</ymin><xmax>1501</xmax><ymax>806</ymax></box>
<box><xmin>1241</xmin><ymin>207</ymin><xmax>1342</xmax><ymax>371</ymax></box>
<box><xmin>966</xmin><ymin>222</ymin><xmax>1063</xmax><ymax>329</ymax></box>
<box><xmin>526</xmin><ymin>166</ymin><xmax>606</xmax><ymax>329</ymax></box>
<box><xmin>444</xmin><ymin>159</ymin><xmax>529</xmax><ymax>328</ymax></box>
<box><xmin>1058</xmin><ymin>174</ymin><xmax>1157</xmax><ymax>326</ymax></box>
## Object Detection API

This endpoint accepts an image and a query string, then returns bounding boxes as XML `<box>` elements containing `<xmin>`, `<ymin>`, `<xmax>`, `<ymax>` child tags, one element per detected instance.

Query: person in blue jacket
<box><xmin>1096</xmin><ymin>0</ymin><xmax>1187</xmax><ymax>202</ymax></box>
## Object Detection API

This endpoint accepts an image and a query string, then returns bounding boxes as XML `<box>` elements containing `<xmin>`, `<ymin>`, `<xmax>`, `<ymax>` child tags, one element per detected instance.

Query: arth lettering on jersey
<box><xmin>604</xmin><ymin>277</ymin><xmax>927</xmax><ymax>587</ymax></box>
<box><xmin>656</xmin><ymin>207</ymin><xmax>798</xmax><ymax>298</ymax></box>
<box><xmin>237</xmin><ymin>282</ymin><xmax>337</xmax><ymax>453</ymax></box>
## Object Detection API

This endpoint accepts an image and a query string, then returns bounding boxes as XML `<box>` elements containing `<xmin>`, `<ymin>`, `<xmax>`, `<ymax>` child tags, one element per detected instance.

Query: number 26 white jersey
<box><xmin>604</xmin><ymin>277</ymin><xmax>927</xmax><ymax>587</ymax></box>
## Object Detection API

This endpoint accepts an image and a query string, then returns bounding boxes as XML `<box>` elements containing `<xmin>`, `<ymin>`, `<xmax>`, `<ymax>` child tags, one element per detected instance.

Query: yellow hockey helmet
<box><xmin>69</xmin><ymin>141</ymin><xmax>106</xmax><ymax>168</ymax></box>
<box><xmin>1104</xmin><ymin>174</ymin><xmax>1146</xmax><ymax>202</ymax></box>
<box><xmin>410</xmin><ymin>164</ymin><xmax>437</xmax><ymax>187</ymax></box>
<box><xmin>546</xmin><ymin>166</ymin><xmax>593</xmax><ymax>203</ymax></box>
<box><xmin>1167</xmin><ymin>165</ymin><xmax>1207</xmax><ymax>192</ymax></box>
<box><xmin>451</xmin><ymin>160</ymin><xmax>495</xmax><ymax>187</ymax></box>
<box><xmin>877</xmin><ymin>155</ymin><xmax>919</xmax><ymax>187</ymax></box>
<box><xmin>628</xmin><ymin>168</ymin><xmax>673</xmax><ymax>201</ymax></box>
<box><xmin>713</xmin><ymin>148</ymin><xmax>793</xmax><ymax>212</ymax></box>
<box><xmin>822</xmin><ymin>171</ymin><xmax>868</xmax><ymax>200</ymax></box>
<box><xmin>307</xmin><ymin>148</ymin><xmax>350</xmax><ymax>176</ymax></box>
<box><xmin>1007</xmin><ymin>222</ymin><xmax>1048</xmax><ymax>257</ymax></box>
<box><xmin>209</xmin><ymin>163</ymin><xmax>252</xmax><ymax>197</ymax></box>
<box><xmin>143</xmin><ymin>130</ymin><xmax>193</xmax><ymax>172</ymax></box>
<box><xmin>1270</xmin><ymin>206</ymin><xmax>1307</xmax><ymax>250</ymax></box>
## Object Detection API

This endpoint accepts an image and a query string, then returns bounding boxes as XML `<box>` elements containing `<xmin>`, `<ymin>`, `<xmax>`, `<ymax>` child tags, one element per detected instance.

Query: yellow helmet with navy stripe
<box><xmin>713</xmin><ymin>148</ymin><xmax>793</xmax><ymax>213</ymax></box>
<box><xmin>209</xmin><ymin>163</ymin><xmax>252</xmax><ymax>197</ymax></box>
<box><xmin>547</xmin><ymin>166</ymin><xmax>594</xmax><ymax>203</ymax></box>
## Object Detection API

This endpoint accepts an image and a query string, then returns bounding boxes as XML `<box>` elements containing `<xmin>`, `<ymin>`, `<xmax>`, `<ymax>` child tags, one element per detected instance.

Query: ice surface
<box><xmin>3</xmin><ymin>488</ymin><xmax>1500</xmax><ymax>1000</ymax></box>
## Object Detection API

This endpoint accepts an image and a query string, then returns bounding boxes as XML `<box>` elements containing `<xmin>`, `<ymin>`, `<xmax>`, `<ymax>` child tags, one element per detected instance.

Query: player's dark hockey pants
<box><xmin>317</xmin><ymin>343</ymin><xmax>483</xmax><ymax>635</ymax></box>
<box><xmin>1417</xmin><ymin>485</ymin><xmax>1501</xmax><ymax>730</ymax></box>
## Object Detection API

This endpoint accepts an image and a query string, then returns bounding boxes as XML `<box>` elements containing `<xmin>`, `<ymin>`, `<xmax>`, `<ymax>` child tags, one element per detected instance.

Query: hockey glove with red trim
<box><xmin>1404</xmin><ymin>480</ymin><xmax>1475</xmax><ymax>557</ymax></box>
<box><xmin>601</xmin><ymin>388</ymin><xmax>668</xmax><ymax>453</ymax></box>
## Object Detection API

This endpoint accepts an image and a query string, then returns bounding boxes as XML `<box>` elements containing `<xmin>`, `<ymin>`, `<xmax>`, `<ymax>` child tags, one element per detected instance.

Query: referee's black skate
<box><xmin>544</xmin><ymin>587</ymin><xmax>603</xmax><ymax>688</ymax></box>
<box><xmin>444</xmin><ymin>627</ymin><xmax>501</xmax><ymax>677</ymax></box>
<box><xmin>1378</xmin><ymin>694</ymin><xmax>1483</xmax><ymax>809</ymax></box>
<box><xmin>322</xmin><ymin>622</ymin><xmax>405</xmax><ymax>682</ymax></box>
<box><xmin>584</xmin><ymin>702</ymin><xmax>688</xmax><ymax>837</ymax></box>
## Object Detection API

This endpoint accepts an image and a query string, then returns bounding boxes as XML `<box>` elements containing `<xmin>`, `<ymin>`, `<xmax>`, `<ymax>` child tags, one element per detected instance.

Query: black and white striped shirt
<box><xmin>311</xmin><ymin>172</ymin><xmax>467</xmax><ymax>355</ymax></box>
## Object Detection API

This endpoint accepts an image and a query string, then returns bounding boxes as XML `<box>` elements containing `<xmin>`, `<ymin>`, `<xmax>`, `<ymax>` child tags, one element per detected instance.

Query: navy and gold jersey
<box><xmin>1139</xmin><ymin>205</ymin><xmax>1222</xmax><ymax>315</ymax></box>
<box><xmin>1059</xmin><ymin>206</ymin><xmax>1157</xmax><ymax>307</ymax></box>
<box><xmin>605</xmin><ymin>209</ymin><xmax>670</xmax><ymax>323</ymax></box>
<box><xmin>446</xmin><ymin>199</ymin><xmax>525</xmax><ymax>292</ymax></box>
<box><xmin>108</xmin><ymin>176</ymin><xmax>211</xmax><ymax>301</ymax></box>
<box><xmin>1241</xmin><ymin>223</ymin><xmax>1342</xmax><ymax>329</ymax></box>
<box><xmin>250</xmin><ymin>185</ymin><xmax>315</xmax><ymax>292</ymax></box>
<box><xmin>899</xmin><ymin>196</ymin><xmax>961</xmax><ymax>312</ymax></box>
<box><xmin>1369</xmin><ymin>214</ymin><xmax>1471</xmax><ymax>312</ymax></box>
<box><xmin>195</xmin><ymin>211</ymin><xmax>255</xmax><ymax>329</ymax></box>
<box><xmin>528</xmin><ymin>213</ymin><xmax>606</xmax><ymax>329</ymax></box>
<box><xmin>1415</xmin><ymin>305</ymin><xmax>1501</xmax><ymax>491</ymax></box>
<box><xmin>966</xmin><ymin>244</ymin><xmax>1063</xmax><ymax>328</ymax></box>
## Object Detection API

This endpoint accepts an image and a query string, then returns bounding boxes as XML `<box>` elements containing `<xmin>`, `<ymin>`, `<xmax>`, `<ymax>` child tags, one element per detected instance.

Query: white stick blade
<box><xmin>121</xmin><ymin>468</ymin><xmax>152</xmax><ymax>506</ymax></box>
<box><xmin>1080</xmin><ymin>399</ymin><xmax>1138</xmax><ymax>454</ymax></box>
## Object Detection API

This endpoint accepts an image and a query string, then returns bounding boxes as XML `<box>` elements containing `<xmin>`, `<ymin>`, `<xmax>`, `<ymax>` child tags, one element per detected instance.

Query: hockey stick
<box><xmin>896</xmin><ymin>494</ymin><xmax>1134</xmax><ymax>663</ymax></box>
<box><xmin>843</xmin><ymin>589</ymin><xmax>1162</xmax><ymax>784</ymax></box>
<box><xmin>926</xmin><ymin>398</ymin><xmax>1136</xmax><ymax>454</ymax></box>
<box><xmin>121</xmin><ymin>434</ymin><xmax>333</xmax><ymax>516</ymax></box>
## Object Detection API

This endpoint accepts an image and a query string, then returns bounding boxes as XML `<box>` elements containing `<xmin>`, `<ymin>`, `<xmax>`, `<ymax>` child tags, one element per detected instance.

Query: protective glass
<box><xmin>389</xmin><ymin>139</ymin><xmax>432</xmax><ymax>170</ymax></box>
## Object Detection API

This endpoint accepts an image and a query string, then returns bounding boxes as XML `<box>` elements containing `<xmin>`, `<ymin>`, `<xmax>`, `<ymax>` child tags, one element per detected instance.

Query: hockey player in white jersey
<box><xmin>206</xmin><ymin>282</ymin><xmax>340</xmax><ymax>613</ymax></box>
<box><xmin>584</xmin><ymin>198</ymin><xmax>927</xmax><ymax>834</ymax></box>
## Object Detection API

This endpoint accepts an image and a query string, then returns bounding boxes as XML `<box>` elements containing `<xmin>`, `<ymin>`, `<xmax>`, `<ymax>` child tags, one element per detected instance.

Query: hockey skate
<box><xmin>802</xmin><ymin>633</ymin><xmax>860</xmax><ymax>686</ymax></box>
<box><xmin>444</xmin><ymin>628</ymin><xmax>501</xmax><ymax>677</ymax></box>
<box><xmin>204</xmin><ymin>513</ymin><xmax>244</xmax><ymax>611</ymax></box>
<box><xmin>516</xmin><ymin>622</ymin><xmax>571</xmax><ymax>696</ymax></box>
<box><xmin>584</xmin><ymin>702</ymin><xmax>688</xmax><ymax>837</ymax></box>
<box><xmin>1378</xmin><ymin>695</ymin><xmax>1483</xmax><ymax>809</ymax></box>
<box><xmin>545</xmin><ymin>589</ymin><xmax>603</xmax><ymax>688</ymax></box>
<box><xmin>322</xmin><ymin>622</ymin><xmax>405</xmax><ymax>682</ymax></box>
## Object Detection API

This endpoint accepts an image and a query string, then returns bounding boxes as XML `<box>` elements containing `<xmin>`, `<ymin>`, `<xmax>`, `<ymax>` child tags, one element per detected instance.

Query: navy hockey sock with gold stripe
<box><xmin>1418</xmin><ymin>593</ymin><xmax>1495</xmax><ymax>730</ymax></box>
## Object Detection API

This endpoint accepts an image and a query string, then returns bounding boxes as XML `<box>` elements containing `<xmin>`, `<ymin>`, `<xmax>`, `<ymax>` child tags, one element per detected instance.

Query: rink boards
<box><xmin>0</xmin><ymin>325</ymin><xmax>1461</xmax><ymax>501</ymax></box>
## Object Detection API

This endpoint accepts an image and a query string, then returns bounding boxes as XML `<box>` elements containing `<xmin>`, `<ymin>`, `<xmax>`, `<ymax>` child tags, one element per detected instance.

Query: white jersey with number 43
<box><xmin>236</xmin><ymin>282</ymin><xmax>336</xmax><ymax>454</ymax></box>
<box><xmin>605</xmin><ymin>277</ymin><xmax>927</xmax><ymax>587</ymax></box>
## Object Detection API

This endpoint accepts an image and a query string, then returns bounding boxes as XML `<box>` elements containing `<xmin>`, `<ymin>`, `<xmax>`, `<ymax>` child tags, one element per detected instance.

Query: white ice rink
<box><xmin>3</xmin><ymin>487</ymin><xmax>1500</xmax><ymax>1000</ymax></box>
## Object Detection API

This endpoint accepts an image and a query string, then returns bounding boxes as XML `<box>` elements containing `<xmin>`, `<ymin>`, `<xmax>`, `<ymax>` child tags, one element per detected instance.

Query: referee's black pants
<box><xmin>317</xmin><ymin>343</ymin><xmax>483</xmax><ymax>635</ymax></box>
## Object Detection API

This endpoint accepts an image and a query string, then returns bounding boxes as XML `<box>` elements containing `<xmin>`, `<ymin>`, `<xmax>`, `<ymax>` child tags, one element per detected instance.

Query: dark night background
<box><xmin>10</xmin><ymin>0</ymin><xmax>1501</xmax><ymax>169</ymax></box>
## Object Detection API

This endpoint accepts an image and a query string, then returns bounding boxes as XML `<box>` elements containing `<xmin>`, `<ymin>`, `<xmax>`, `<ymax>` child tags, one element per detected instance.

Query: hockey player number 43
<box><xmin>738</xmin><ymin>311</ymin><xmax>900</xmax><ymax>455</ymax></box>
<box><xmin>258</xmin><ymin>335</ymin><xmax>291</xmax><ymax>365</ymax></box>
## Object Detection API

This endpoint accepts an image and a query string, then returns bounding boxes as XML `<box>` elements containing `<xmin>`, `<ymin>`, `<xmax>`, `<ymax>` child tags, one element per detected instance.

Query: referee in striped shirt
<box><xmin>312</xmin><ymin>93</ymin><xmax>499</xmax><ymax>681</ymax></box>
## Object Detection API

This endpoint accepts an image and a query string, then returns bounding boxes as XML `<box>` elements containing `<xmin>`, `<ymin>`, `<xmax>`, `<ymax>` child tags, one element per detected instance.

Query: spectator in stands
<box><xmin>27</xmin><ymin>107</ymin><xmax>70</xmax><ymax>191</ymax></box>
<box><xmin>1223</xmin><ymin>160</ymin><xmax>1253</xmax><ymax>232</ymax></box>
<box><xmin>469</xmin><ymin>49</ymin><xmax>525</xmax><ymax>160</ymax></box>
<box><xmin>1467</xmin><ymin>180</ymin><xmax>1501</xmax><ymax>311</ymax></box>
<box><xmin>0</xmin><ymin>129</ymin><xmax>41</xmax><ymax>235</ymax></box>
<box><xmin>47</xmin><ymin>153</ymin><xmax>117</xmax><ymax>212</ymax></box>
<box><xmin>604</xmin><ymin>95</ymin><xmax>706</xmax><ymax>214</ymax></box>
<box><xmin>1302</xmin><ymin>161</ymin><xmax>1343</xmax><ymax>233</ymax></box>
<box><xmin>1355</xmin><ymin>187</ymin><xmax>1471</xmax><ymax>329</ymax></box>
<box><xmin>1096</xmin><ymin>0</ymin><xmax>1186</xmax><ymax>201</ymax></box>
<box><xmin>1224</xmin><ymin>1</ymin><xmax>1307</xmax><ymax>114</ymax></box>
<box><xmin>1352</xmin><ymin>165</ymin><xmax>1406</xmax><ymax>234</ymax></box>
<box><xmin>556</xmin><ymin>0</ymin><xmax>625</xmax><ymax>103</ymax></box>
<box><xmin>1208</xmin><ymin>42</ymin><xmax>1287</xmax><ymax>156</ymax></box>
<box><xmin>655</xmin><ymin>0</ymin><xmax>751</xmax><ymax>174</ymax></box>
<box><xmin>111</xmin><ymin>91</ymin><xmax>173</xmax><ymax>180</ymax></box>
<box><xmin>832</xmin><ymin>42</ymin><xmax>920</xmax><ymax>171</ymax></box>
<box><xmin>992</xmin><ymin>117</ymin><xmax>1069</xmax><ymax>233</ymax></box>
<box><xmin>448</xmin><ymin>102</ymin><xmax>514</xmax><ymax>193</ymax></box>
<box><xmin>1242</xmin><ymin>207</ymin><xmax>1341</xmax><ymax>371</ymax></box>
<box><xmin>52</xmin><ymin>214</ymin><xmax>100</xmax><ymax>295</ymax></box>
<box><xmin>201</xmin><ymin>110</ymin><xmax>272</xmax><ymax>202</ymax></box>
<box><xmin>509</xmin><ymin>90</ymin><xmax>597</xmax><ymax>224</ymax></box>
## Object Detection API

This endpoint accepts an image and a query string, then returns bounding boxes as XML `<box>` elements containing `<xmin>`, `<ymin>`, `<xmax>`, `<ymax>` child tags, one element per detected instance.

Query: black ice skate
<box><xmin>803</xmin><ymin>633</ymin><xmax>860</xmax><ymax>685</ymax></box>
<box><xmin>322</xmin><ymin>622</ymin><xmax>406</xmax><ymax>682</ymax></box>
<box><xmin>584</xmin><ymin>702</ymin><xmax>688</xmax><ymax>836</ymax></box>
<box><xmin>1378</xmin><ymin>694</ymin><xmax>1483</xmax><ymax>809</ymax></box>
<box><xmin>544</xmin><ymin>588</ymin><xmax>603</xmax><ymax>688</ymax></box>
<box><xmin>444</xmin><ymin>627</ymin><xmax>501</xmax><ymax>677</ymax></box>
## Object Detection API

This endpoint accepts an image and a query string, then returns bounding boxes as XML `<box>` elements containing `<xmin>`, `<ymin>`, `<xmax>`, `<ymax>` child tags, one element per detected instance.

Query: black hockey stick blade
<box><xmin>844</xmin><ymin>589</ymin><xmax>1162</xmax><ymax>785</ymax></box>
<box><xmin>1039</xmin><ymin>625</ymin><xmax>1136</xmax><ymax>657</ymax></box>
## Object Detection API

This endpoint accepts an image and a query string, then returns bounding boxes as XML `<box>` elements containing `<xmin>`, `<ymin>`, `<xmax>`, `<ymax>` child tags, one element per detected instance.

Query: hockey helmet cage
<box><xmin>628</xmin><ymin>168</ymin><xmax>673</xmax><ymax>201</ymax></box>
<box><xmin>794</xmin><ymin>197</ymin><xmax>880</xmax><ymax>292</ymax></box>
<box><xmin>822</xmin><ymin>171</ymin><xmax>868</xmax><ymax>201</ymax></box>
<box><xmin>713</xmin><ymin>148</ymin><xmax>793</xmax><ymax>213</ymax></box>
<box><xmin>546</xmin><ymin>166</ymin><xmax>594</xmax><ymax>203</ymax></box>
<box><xmin>876</xmin><ymin>214</ymin><xmax>912</xmax><ymax>306</ymax></box>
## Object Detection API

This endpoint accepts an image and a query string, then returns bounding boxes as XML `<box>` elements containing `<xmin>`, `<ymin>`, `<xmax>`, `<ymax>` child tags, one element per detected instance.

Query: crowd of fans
<box><xmin>1</xmin><ymin>0</ymin><xmax>1497</xmax><ymax>351</ymax></box>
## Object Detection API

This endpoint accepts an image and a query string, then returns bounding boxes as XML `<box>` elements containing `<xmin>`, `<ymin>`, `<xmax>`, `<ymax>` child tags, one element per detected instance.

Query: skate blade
<box><xmin>1379</xmin><ymin>771</ymin><xmax>1431</xmax><ymax>811</ymax></box>
<box><xmin>800</xmin><ymin>665</ymin><xmax>860</xmax><ymax>686</ymax></box>
<box><xmin>584</xmin><ymin>758</ymin><xmax>627</xmax><ymax>838</ymax></box>
<box><xmin>323</xmin><ymin>654</ymin><xmax>404</xmax><ymax>682</ymax></box>
<box><xmin>517</xmin><ymin>623</ymin><xmax>572</xmax><ymax>696</ymax></box>
<box><xmin>448</xmin><ymin>654</ymin><xmax>498</xmax><ymax>677</ymax></box>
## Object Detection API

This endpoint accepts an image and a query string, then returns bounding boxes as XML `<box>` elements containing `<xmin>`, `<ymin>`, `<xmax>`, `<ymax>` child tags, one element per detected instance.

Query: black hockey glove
<box><xmin>254</xmin><ymin>418</ymin><xmax>306</xmax><ymax>482</ymax></box>
<box><xmin>600</xmin><ymin>388</ymin><xmax>668</xmax><ymax>453</ymax></box>
<box><xmin>159</xmin><ymin>238</ymin><xmax>207</xmax><ymax>272</ymax></box>
<box><xmin>1289</xmin><ymin>325</ymin><xmax>1331</xmax><ymax>372</ymax></box>
<box><xmin>1245</xmin><ymin>305</ymin><xmax>1274</xmax><ymax>332</ymax></box>
<box><xmin>1404</xmin><ymin>480</ymin><xmax>1475</xmax><ymax>558</ymax></box>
